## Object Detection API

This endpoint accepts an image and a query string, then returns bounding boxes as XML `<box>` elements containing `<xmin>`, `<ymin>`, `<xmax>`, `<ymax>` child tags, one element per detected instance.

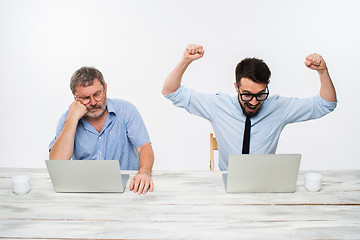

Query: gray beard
<box><xmin>86</xmin><ymin>99</ymin><xmax>107</xmax><ymax>118</ymax></box>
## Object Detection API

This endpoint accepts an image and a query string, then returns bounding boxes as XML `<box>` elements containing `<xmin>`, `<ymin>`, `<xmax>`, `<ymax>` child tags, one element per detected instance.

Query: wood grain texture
<box><xmin>0</xmin><ymin>169</ymin><xmax>359</xmax><ymax>239</ymax></box>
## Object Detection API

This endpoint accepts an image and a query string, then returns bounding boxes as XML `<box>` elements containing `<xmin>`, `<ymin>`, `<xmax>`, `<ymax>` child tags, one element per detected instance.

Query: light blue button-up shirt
<box><xmin>49</xmin><ymin>98</ymin><xmax>151</xmax><ymax>170</ymax></box>
<box><xmin>165</xmin><ymin>86</ymin><xmax>337</xmax><ymax>170</ymax></box>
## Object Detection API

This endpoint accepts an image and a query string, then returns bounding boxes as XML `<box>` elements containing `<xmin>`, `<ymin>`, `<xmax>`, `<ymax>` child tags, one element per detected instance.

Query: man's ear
<box><xmin>234</xmin><ymin>82</ymin><xmax>239</xmax><ymax>93</ymax></box>
<box><xmin>104</xmin><ymin>83</ymin><xmax>108</xmax><ymax>93</ymax></box>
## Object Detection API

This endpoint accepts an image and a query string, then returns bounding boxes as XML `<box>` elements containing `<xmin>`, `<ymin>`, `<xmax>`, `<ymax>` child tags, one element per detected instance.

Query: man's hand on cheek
<box><xmin>68</xmin><ymin>100</ymin><xmax>88</xmax><ymax>121</ymax></box>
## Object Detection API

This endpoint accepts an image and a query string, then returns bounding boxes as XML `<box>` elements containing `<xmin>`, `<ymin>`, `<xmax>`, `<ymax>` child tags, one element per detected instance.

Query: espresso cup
<box><xmin>304</xmin><ymin>173</ymin><xmax>323</xmax><ymax>192</ymax></box>
<box><xmin>12</xmin><ymin>175</ymin><xmax>31</xmax><ymax>195</ymax></box>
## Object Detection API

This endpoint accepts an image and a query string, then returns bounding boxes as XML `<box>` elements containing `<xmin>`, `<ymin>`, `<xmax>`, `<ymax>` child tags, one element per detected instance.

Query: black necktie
<box><xmin>242</xmin><ymin>116</ymin><xmax>251</xmax><ymax>154</ymax></box>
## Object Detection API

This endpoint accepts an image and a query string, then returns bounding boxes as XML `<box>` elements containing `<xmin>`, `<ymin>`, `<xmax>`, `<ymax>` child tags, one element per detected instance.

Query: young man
<box><xmin>49</xmin><ymin>67</ymin><xmax>154</xmax><ymax>194</ymax></box>
<box><xmin>162</xmin><ymin>44</ymin><xmax>337</xmax><ymax>170</ymax></box>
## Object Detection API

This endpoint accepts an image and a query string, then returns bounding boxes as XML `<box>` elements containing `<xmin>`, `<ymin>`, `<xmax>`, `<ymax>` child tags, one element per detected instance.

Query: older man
<box><xmin>49</xmin><ymin>67</ymin><xmax>154</xmax><ymax>194</ymax></box>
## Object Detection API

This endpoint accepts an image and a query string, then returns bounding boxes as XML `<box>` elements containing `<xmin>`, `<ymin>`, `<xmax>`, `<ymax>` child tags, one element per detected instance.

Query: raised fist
<box><xmin>183</xmin><ymin>44</ymin><xmax>205</xmax><ymax>61</ymax></box>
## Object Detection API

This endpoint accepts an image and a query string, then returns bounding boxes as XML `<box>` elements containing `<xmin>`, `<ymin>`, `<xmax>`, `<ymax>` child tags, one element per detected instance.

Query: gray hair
<box><xmin>70</xmin><ymin>67</ymin><xmax>106</xmax><ymax>94</ymax></box>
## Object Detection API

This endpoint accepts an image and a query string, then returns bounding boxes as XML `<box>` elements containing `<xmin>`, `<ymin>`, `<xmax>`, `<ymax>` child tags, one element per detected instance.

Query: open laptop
<box><xmin>223</xmin><ymin>154</ymin><xmax>301</xmax><ymax>193</ymax></box>
<box><xmin>45</xmin><ymin>160</ymin><xmax>129</xmax><ymax>193</ymax></box>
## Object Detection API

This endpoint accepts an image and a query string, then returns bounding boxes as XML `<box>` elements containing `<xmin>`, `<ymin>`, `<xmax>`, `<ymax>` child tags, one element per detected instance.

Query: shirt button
<box><xmin>99</xmin><ymin>137</ymin><xmax>101</xmax><ymax>139</ymax></box>
<box><xmin>100</xmin><ymin>152</ymin><xmax>102</xmax><ymax>155</ymax></box>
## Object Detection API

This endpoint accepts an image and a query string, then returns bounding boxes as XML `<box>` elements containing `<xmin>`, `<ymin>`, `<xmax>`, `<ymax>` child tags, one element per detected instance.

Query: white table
<box><xmin>1</xmin><ymin>168</ymin><xmax>360</xmax><ymax>239</ymax></box>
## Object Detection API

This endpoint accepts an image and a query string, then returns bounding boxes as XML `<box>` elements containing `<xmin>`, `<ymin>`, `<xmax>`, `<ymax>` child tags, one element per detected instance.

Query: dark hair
<box><xmin>235</xmin><ymin>58</ymin><xmax>271</xmax><ymax>86</ymax></box>
<box><xmin>70</xmin><ymin>67</ymin><xmax>105</xmax><ymax>94</ymax></box>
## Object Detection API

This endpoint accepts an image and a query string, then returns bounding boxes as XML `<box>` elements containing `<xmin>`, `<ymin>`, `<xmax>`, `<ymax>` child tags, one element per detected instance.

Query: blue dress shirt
<box><xmin>165</xmin><ymin>86</ymin><xmax>337</xmax><ymax>170</ymax></box>
<box><xmin>49</xmin><ymin>98</ymin><xmax>151</xmax><ymax>170</ymax></box>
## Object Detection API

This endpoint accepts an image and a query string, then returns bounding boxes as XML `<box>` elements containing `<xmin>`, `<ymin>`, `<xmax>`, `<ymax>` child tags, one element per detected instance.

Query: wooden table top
<box><xmin>1</xmin><ymin>168</ymin><xmax>359</xmax><ymax>239</ymax></box>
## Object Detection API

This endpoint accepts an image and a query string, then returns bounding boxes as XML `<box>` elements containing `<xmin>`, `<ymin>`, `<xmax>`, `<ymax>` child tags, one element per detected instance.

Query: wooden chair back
<box><xmin>210</xmin><ymin>133</ymin><xmax>218</xmax><ymax>171</ymax></box>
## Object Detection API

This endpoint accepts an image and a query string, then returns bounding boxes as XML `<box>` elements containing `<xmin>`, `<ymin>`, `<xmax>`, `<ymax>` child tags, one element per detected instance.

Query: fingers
<box><xmin>305</xmin><ymin>53</ymin><xmax>322</xmax><ymax>66</ymax></box>
<box><xmin>129</xmin><ymin>177</ymin><xmax>135</xmax><ymax>191</ymax></box>
<box><xmin>305</xmin><ymin>53</ymin><xmax>326</xmax><ymax>70</ymax></box>
<box><xmin>186</xmin><ymin>44</ymin><xmax>204</xmax><ymax>55</ymax></box>
<box><xmin>68</xmin><ymin>100</ymin><xmax>88</xmax><ymax>120</ymax></box>
<box><xmin>149</xmin><ymin>178</ymin><xmax>154</xmax><ymax>192</ymax></box>
<box><xmin>184</xmin><ymin>44</ymin><xmax>205</xmax><ymax>61</ymax></box>
<box><xmin>130</xmin><ymin>173</ymin><xmax>153</xmax><ymax>195</ymax></box>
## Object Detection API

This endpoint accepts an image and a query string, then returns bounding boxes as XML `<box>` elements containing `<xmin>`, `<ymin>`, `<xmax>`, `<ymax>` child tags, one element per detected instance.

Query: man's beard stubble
<box><xmin>239</xmin><ymin>101</ymin><xmax>262</xmax><ymax>118</ymax></box>
<box><xmin>86</xmin><ymin>98</ymin><xmax>107</xmax><ymax>118</ymax></box>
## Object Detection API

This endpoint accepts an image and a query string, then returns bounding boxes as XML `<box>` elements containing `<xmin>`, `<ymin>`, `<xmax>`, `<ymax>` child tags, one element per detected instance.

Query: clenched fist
<box><xmin>305</xmin><ymin>53</ymin><xmax>327</xmax><ymax>72</ymax></box>
<box><xmin>183</xmin><ymin>44</ymin><xmax>205</xmax><ymax>62</ymax></box>
<box><xmin>68</xmin><ymin>100</ymin><xmax>88</xmax><ymax>121</ymax></box>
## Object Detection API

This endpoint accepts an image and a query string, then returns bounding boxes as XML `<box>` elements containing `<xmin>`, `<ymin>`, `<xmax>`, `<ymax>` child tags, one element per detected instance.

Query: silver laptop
<box><xmin>223</xmin><ymin>154</ymin><xmax>301</xmax><ymax>193</ymax></box>
<box><xmin>45</xmin><ymin>160</ymin><xmax>129</xmax><ymax>193</ymax></box>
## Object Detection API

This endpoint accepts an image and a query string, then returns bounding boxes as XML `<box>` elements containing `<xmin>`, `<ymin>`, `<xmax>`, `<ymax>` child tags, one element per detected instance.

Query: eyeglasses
<box><xmin>74</xmin><ymin>88</ymin><xmax>104</xmax><ymax>105</ymax></box>
<box><xmin>238</xmin><ymin>86</ymin><xmax>269</xmax><ymax>102</ymax></box>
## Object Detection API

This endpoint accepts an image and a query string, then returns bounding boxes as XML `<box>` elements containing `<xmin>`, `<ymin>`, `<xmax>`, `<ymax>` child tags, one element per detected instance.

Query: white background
<box><xmin>0</xmin><ymin>0</ymin><xmax>359</xmax><ymax>170</ymax></box>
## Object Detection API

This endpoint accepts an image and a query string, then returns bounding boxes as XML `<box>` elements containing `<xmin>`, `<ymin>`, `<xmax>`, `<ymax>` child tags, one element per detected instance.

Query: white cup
<box><xmin>304</xmin><ymin>173</ymin><xmax>323</xmax><ymax>192</ymax></box>
<box><xmin>12</xmin><ymin>175</ymin><xmax>31</xmax><ymax>195</ymax></box>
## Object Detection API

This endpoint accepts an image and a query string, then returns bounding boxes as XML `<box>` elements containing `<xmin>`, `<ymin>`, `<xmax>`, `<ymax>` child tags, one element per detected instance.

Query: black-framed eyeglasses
<box><xmin>238</xmin><ymin>85</ymin><xmax>269</xmax><ymax>102</ymax></box>
<box><xmin>74</xmin><ymin>88</ymin><xmax>104</xmax><ymax>105</ymax></box>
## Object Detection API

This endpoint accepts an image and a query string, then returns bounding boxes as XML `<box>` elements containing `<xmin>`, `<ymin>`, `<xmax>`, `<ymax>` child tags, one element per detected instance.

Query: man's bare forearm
<box><xmin>162</xmin><ymin>58</ymin><xmax>192</xmax><ymax>96</ymax></box>
<box><xmin>49</xmin><ymin>115</ymin><xmax>78</xmax><ymax>160</ymax></box>
<box><xmin>137</xmin><ymin>142</ymin><xmax>154</xmax><ymax>174</ymax></box>
<box><xmin>318</xmin><ymin>68</ymin><xmax>337</xmax><ymax>102</ymax></box>
<box><xmin>162</xmin><ymin>44</ymin><xmax>205</xmax><ymax>96</ymax></box>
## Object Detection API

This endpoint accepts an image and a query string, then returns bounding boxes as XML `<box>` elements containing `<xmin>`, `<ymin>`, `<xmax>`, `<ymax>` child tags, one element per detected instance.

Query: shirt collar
<box><xmin>80</xmin><ymin>98</ymin><xmax>116</xmax><ymax>133</ymax></box>
<box><xmin>106</xmin><ymin>98</ymin><xmax>116</xmax><ymax>116</ymax></box>
<box><xmin>232</xmin><ymin>94</ymin><xmax>270</xmax><ymax>120</ymax></box>
<box><xmin>232</xmin><ymin>95</ymin><xmax>246</xmax><ymax>117</ymax></box>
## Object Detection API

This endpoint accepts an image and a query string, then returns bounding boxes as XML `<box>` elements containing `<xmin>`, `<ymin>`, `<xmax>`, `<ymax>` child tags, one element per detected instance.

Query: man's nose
<box><xmin>89</xmin><ymin>95</ymin><xmax>97</xmax><ymax>105</ymax></box>
<box><xmin>249</xmin><ymin>97</ymin><xmax>258</xmax><ymax>106</ymax></box>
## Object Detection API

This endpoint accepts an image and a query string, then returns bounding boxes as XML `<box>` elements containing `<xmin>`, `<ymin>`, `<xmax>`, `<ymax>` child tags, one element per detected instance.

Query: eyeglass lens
<box><xmin>241</xmin><ymin>93</ymin><xmax>268</xmax><ymax>101</ymax></box>
<box><xmin>76</xmin><ymin>89</ymin><xmax>103</xmax><ymax>104</ymax></box>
